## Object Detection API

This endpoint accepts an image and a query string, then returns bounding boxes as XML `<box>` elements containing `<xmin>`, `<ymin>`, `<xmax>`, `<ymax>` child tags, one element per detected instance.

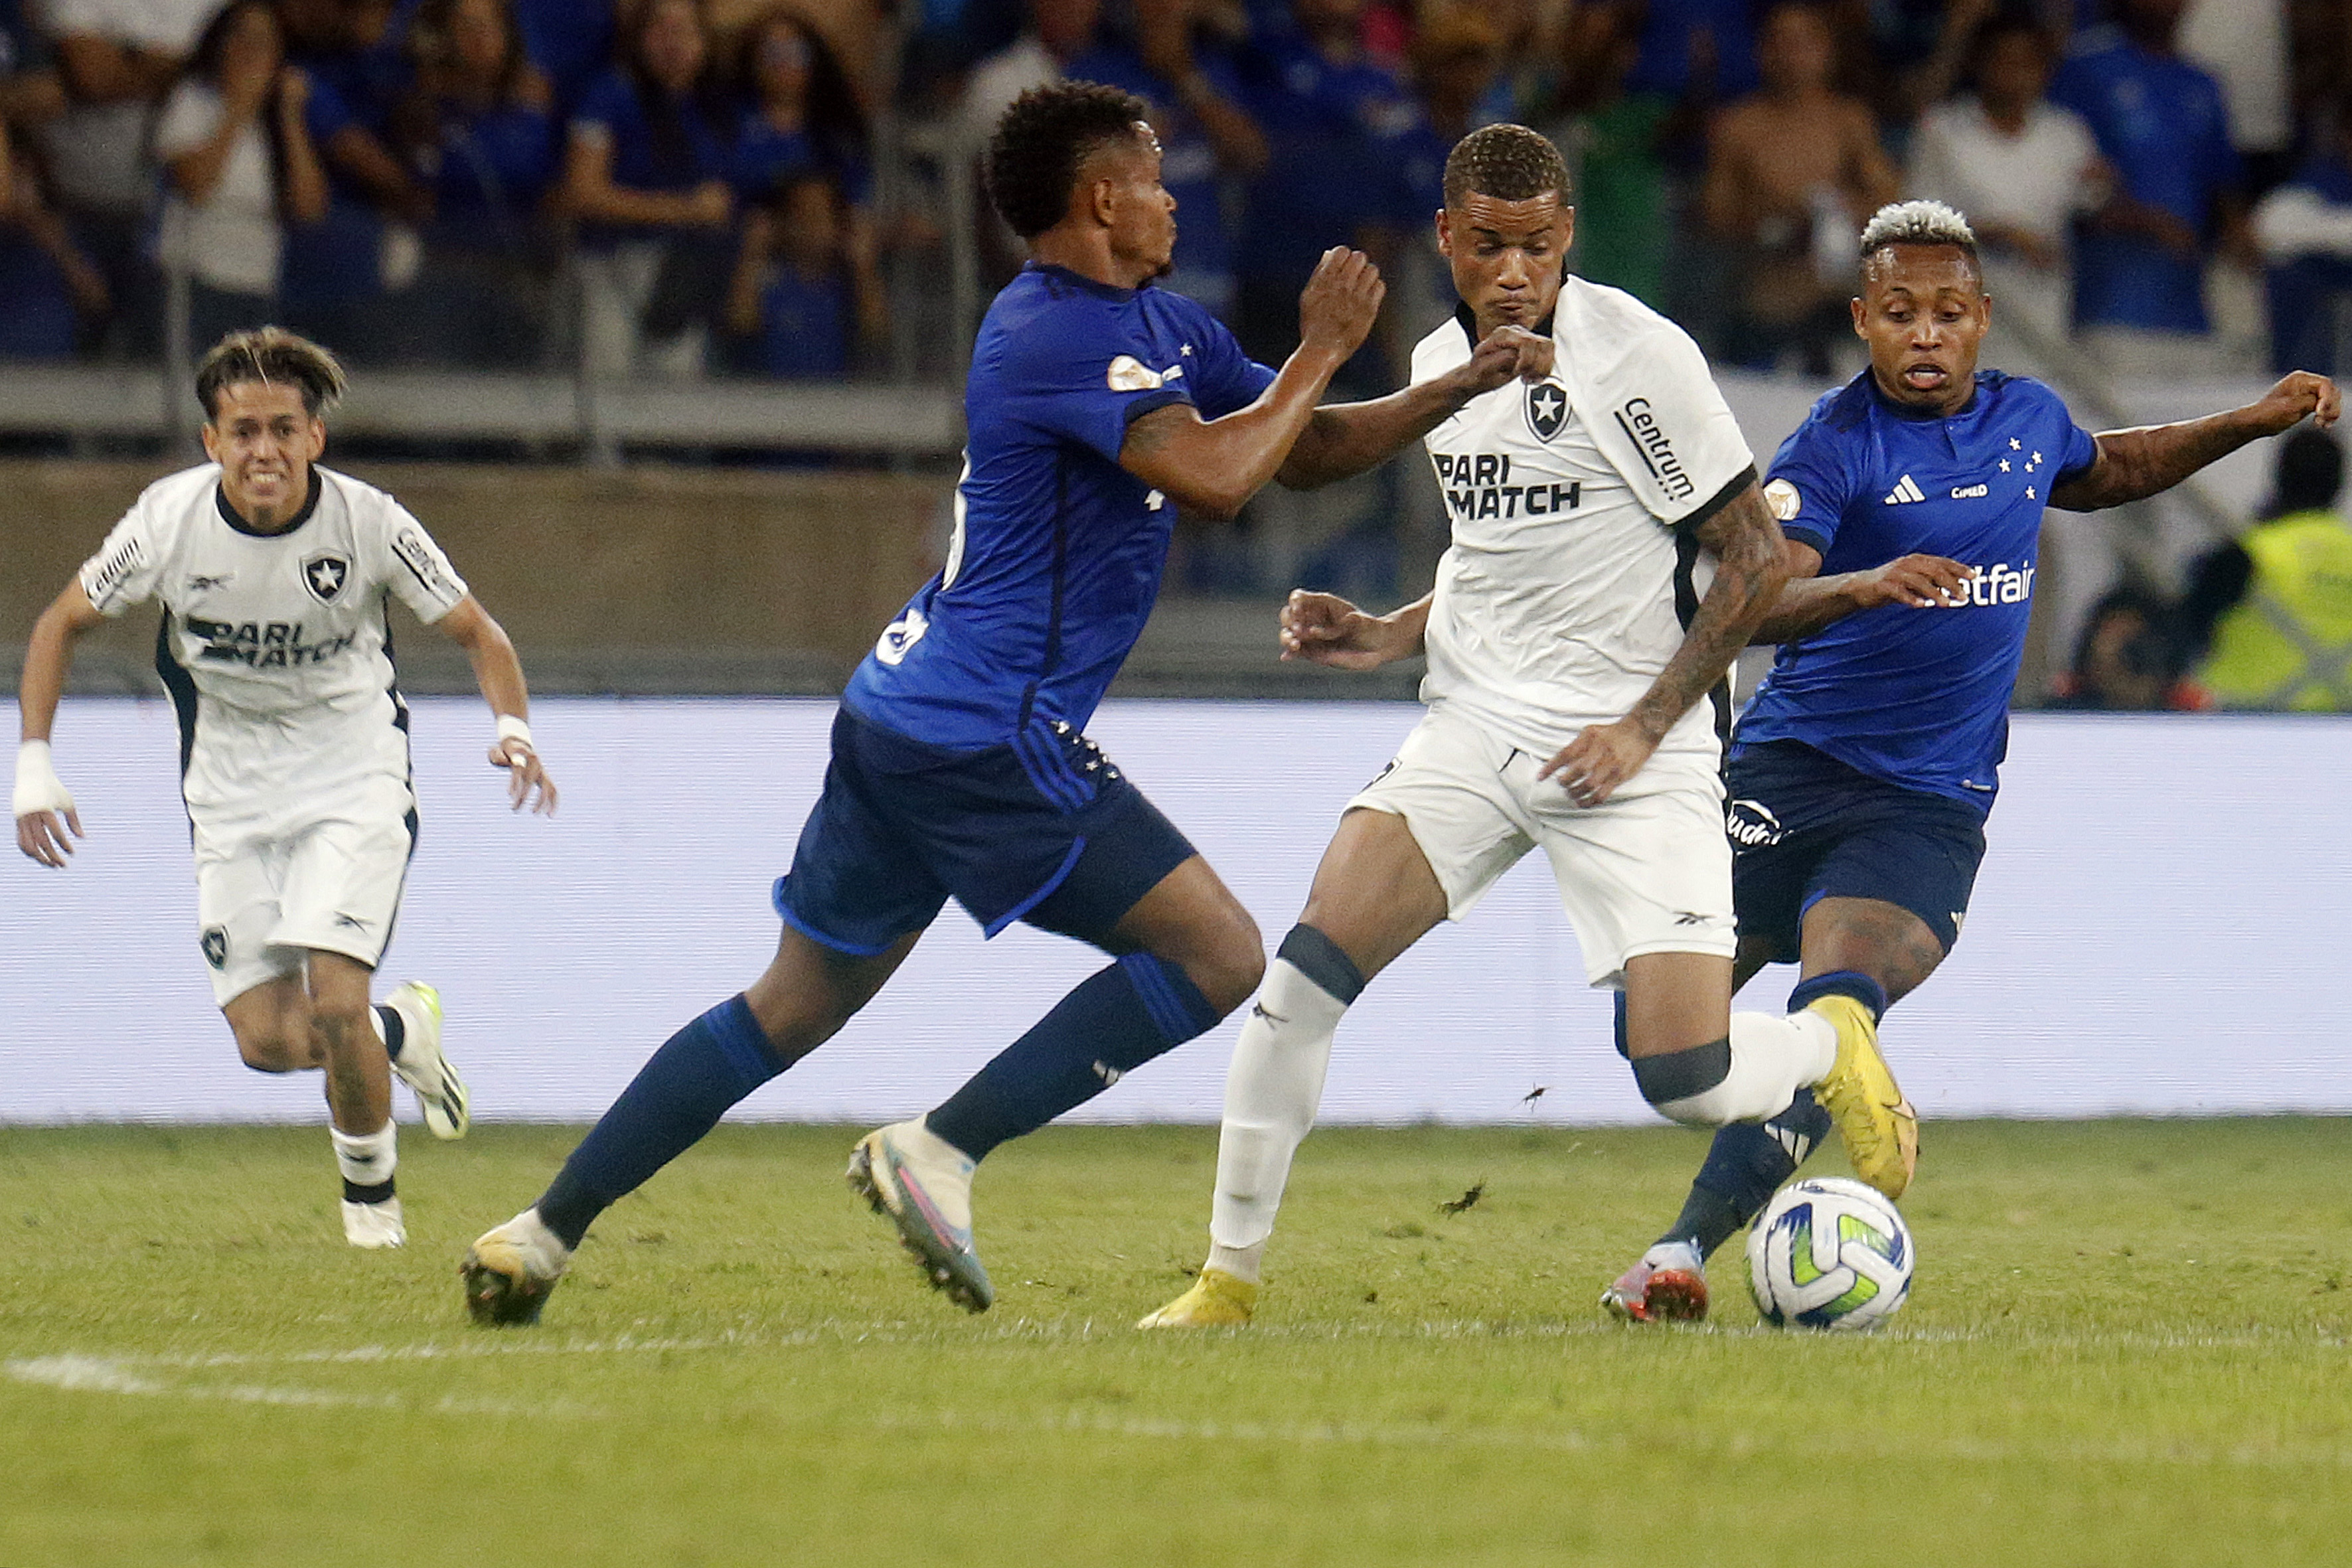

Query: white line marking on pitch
<box><xmin>3</xmin><ymin>1353</ymin><xmax>596</xmax><ymax>1420</ymax></box>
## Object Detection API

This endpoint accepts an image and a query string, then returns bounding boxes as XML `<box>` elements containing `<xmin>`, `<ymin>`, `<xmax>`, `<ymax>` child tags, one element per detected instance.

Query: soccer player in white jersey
<box><xmin>1140</xmin><ymin>124</ymin><xmax>1914</xmax><ymax>1328</ymax></box>
<box><xmin>13</xmin><ymin>327</ymin><xmax>557</xmax><ymax>1249</ymax></box>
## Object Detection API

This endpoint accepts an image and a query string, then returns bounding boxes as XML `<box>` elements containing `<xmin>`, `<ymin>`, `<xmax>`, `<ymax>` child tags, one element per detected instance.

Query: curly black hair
<box><xmin>985</xmin><ymin>80</ymin><xmax>1151</xmax><ymax>240</ymax></box>
<box><xmin>1442</xmin><ymin>123</ymin><xmax>1569</xmax><ymax>208</ymax></box>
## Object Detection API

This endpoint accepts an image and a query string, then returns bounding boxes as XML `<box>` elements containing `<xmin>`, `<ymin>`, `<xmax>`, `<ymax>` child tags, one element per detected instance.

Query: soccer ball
<box><xmin>1745</xmin><ymin>1176</ymin><xmax>1914</xmax><ymax>1331</ymax></box>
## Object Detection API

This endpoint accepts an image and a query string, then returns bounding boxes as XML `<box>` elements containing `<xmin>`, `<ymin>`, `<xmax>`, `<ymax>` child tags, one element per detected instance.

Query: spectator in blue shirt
<box><xmin>2254</xmin><ymin>88</ymin><xmax>2352</xmax><ymax>378</ymax></box>
<box><xmin>729</xmin><ymin>7</ymin><xmax>882</xmax><ymax>343</ymax></box>
<box><xmin>393</xmin><ymin>0</ymin><xmax>559</xmax><ymax>365</ymax></box>
<box><xmin>1232</xmin><ymin>0</ymin><xmax>1425</xmax><ymax>394</ymax></box>
<box><xmin>277</xmin><ymin>0</ymin><xmax>434</xmax><ymax>361</ymax></box>
<box><xmin>723</xmin><ymin>167</ymin><xmax>852</xmax><ymax>378</ymax></box>
<box><xmin>1</xmin><ymin>6</ymin><xmax>104</xmax><ymax>361</ymax></box>
<box><xmin>1063</xmin><ymin>0</ymin><xmax>1267</xmax><ymax>322</ymax></box>
<box><xmin>2051</xmin><ymin>0</ymin><xmax>2249</xmax><ymax>370</ymax></box>
<box><xmin>560</xmin><ymin>0</ymin><xmax>733</xmax><ymax>378</ymax></box>
<box><xmin>510</xmin><ymin>0</ymin><xmax>615</xmax><ymax>112</ymax></box>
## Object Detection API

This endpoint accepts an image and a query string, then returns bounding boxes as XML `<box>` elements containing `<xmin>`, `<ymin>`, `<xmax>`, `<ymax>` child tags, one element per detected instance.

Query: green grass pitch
<box><xmin>5</xmin><ymin>1119</ymin><xmax>2351</xmax><ymax>1567</ymax></box>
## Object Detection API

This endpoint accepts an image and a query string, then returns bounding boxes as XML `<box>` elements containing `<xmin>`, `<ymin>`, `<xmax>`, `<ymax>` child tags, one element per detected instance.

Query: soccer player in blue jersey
<box><xmin>459</xmin><ymin>81</ymin><xmax>1552</xmax><ymax>1324</ymax></box>
<box><xmin>1601</xmin><ymin>200</ymin><xmax>2340</xmax><ymax>1322</ymax></box>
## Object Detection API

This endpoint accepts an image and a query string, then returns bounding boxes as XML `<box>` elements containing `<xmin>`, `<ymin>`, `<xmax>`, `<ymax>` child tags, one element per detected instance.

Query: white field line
<box><xmin>9</xmin><ymin>1312</ymin><xmax>2351</xmax><ymax>1372</ymax></box>
<box><xmin>4</xmin><ymin>1353</ymin><xmax>595</xmax><ymax>1420</ymax></box>
<box><xmin>7</xmin><ymin>1320</ymin><xmax>2352</xmax><ymax>1470</ymax></box>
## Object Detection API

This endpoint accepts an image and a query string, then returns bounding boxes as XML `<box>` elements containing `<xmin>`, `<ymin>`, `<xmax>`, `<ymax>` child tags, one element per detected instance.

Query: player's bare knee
<box><xmin>1184</xmin><ymin>911</ymin><xmax>1266</xmax><ymax>1018</ymax></box>
<box><xmin>233</xmin><ymin>1022</ymin><xmax>306</xmax><ymax>1073</ymax></box>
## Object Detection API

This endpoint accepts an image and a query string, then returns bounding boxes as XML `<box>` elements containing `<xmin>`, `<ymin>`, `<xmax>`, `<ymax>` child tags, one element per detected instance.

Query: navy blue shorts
<box><xmin>1724</xmin><ymin>740</ymin><xmax>1988</xmax><ymax>963</ymax></box>
<box><xmin>772</xmin><ymin>707</ymin><xmax>1198</xmax><ymax>955</ymax></box>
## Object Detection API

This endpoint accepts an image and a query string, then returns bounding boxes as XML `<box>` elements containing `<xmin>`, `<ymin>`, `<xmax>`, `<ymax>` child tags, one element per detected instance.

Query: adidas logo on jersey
<box><xmin>1883</xmin><ymin>475</ymin><xmax>1927</xmax><ymax>505</ymax></box>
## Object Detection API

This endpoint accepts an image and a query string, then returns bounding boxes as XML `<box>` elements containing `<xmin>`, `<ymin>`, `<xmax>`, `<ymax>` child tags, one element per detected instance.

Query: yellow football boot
<box><xmin>1806</xmin><ymin>993</ymin><xmax>1918</xmax><ymax>1200</ymax></box>
<box><xmin>1136</xmin><ymin>1267</ymin><xmax>1258</xmax><ymax>1328</ymax></box>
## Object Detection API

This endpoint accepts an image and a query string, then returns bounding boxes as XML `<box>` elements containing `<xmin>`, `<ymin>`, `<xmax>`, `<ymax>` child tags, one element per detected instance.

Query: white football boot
<box><xmin>342</xmin><ymin>1196</ymin><xmax>407</xmax><ymax>1249</ymax></box>
<box><xmin>846</xmin><ymin>1119</ymin><xmax>993</xmax><ymax>1312</ymax></box>
<box><xmin>384</xmin><ymin>982</ymin><xmax>469</xmax><ymax>1140</ymax></box>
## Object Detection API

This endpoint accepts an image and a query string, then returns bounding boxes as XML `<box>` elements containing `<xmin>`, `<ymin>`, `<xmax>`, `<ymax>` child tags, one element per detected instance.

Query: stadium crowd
<box><xmin>0</xmin><ymin>0</ymin><xmax>2346</xmax><ymax>706</ymax></box>
<box><xmin>0</xmin><ymin>0</ymin><xmax>2346</xmax><ymax>380</ymax></box>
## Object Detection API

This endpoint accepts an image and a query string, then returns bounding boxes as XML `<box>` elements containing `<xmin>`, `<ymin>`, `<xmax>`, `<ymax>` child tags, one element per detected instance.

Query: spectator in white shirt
<box><xmin>33</xmin><ymin>0</ymin><xmax>220</xmax><ymax>353</ymax></box>
<box><xmin>155</xmin><ymin>1</ymin><xmax>328</xmax><ymax>347</ymax></box>
<box><xmin>1906</xmin><ymin>13</ymin><xmax>2106</xmax><ymax>337</ymax></box>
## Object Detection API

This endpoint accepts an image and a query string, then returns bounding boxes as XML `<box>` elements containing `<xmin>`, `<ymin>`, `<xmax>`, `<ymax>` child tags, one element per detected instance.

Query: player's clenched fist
<box><xmin>1279</xmin><ymin>589</ymin><xmax>1418</xmax><ymax>671</ymax></box>
<box><xmin>1296</xmin><ymin>247</ymin><xmax>1385</xmax><ymax>364</ymax></box>
<box><xmin>2251</xmin><ymin>370</ymin><xmax>2340</xmax><ymax>433</ymax></box>
<box><xmin>1457</xmin><ymin>325</ymin><xmax>1553</xmax><ymax>396</ymax></box>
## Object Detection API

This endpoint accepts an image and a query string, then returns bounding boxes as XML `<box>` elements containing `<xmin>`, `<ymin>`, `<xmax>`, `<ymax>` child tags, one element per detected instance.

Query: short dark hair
<box><xmin>1969</xmin><ymin>9</ymin><xmax>2054</xmax><ymax>66</ymax></box>
<box><xmin>1858</xmin><ymin>199</ymin><xmax>1981</xmax><ymax>279</ymax></box>
<box><xmin>985</xmin><ymin>80</ymin><xmax>1151</xmax><ymax>240</ymax></box>
<box><xmin>1443</xmin><ymin>123</ymin><xmax>1569</xmax><ymax>208</ymax></box>
<box><xmin>2268</xmin><ymin>426</ymin><xmax>2343</xmax><ymax>516</ymax></box>
<box><xmin>196</xmin><ymin>327</ymin><xmax>349</xmax><ymax>420</ymax></box>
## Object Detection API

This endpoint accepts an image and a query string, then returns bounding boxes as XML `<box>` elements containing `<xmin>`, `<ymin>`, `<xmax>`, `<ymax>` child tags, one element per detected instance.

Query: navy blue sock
<box><xmin>1787</xmin><ymin>969</ymin><xmax>1889</xmax><ymax>1022</ymax></box>
<box><xmin>374</xmin><ymin>1002</ymin><xmax>404</xmax><ymax>1064</ymax></box>
<box><xmin>1660</xmin><ymin>1087</ymin><xmax>1836</xmax><ymax>1260</ymax></box>
<box><xmin>925</xmin><ymin>953</ymin><xmax>1221</xmax><ymax>1162</ymax></box>
<box><xmin>536</xmin><ymin>994</ymin><xmax>785</xmax><ymax>1249</ymax></box>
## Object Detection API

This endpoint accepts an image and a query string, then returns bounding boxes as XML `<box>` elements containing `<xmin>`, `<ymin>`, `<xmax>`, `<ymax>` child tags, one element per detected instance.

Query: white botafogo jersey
<box><xmin>1413</xmin><ymin>275</ymin><xmax>1757</xmax><ymax>761</ymax></box>
<box><xmin>78</xmin><ymin>463</ymin><xmax>469</xmax><ymax>820</ymax></box>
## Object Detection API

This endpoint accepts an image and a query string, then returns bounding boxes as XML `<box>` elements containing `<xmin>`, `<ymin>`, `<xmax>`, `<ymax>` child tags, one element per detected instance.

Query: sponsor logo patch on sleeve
<box><xmin>1763</xmin><ymin>478</ymin><xmax>1801</xmax><ymax>521</ymax></box>
<box><xmin>82</xmin><ymin>536</ymin><xmax>148</xmax><ymax>608</ymax></box>
<box><xmin>391</xmin><ymin>528</ymin><xmax>461</xmax><ymax>603</ymax></box>
<box><xmin>1106</xmin><ymin>354</ymin><xmax>1165</xmax><ymax>392</ymax></box>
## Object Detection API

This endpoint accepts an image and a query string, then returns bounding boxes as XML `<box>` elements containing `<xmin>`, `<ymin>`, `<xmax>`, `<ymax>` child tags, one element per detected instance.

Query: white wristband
<box><xmin>13</xmin><ymin>740</ymin><xmax>74</xmax><ymax>819</ymax></box>
<box><xmin>495</xmin><ymin>715</ymin><xmax>534</xmax><ymax>751</ymax></box>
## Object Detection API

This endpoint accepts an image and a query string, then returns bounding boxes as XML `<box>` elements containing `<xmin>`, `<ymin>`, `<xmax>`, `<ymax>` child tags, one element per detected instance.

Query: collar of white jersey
<box><xmin>214</xmin><ymin>467</ymin><xmax>323</xmax><ymax>539</ymax></box>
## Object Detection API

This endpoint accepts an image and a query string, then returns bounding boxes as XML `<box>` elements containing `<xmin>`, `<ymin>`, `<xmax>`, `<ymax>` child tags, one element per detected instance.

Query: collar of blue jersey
<box><xmin>1024</xmin><ymin>261</ymin><xmax>1152</xmax><ymax>302</ymax></box>
<box><xmin>214</xmin><ymin>467</ymin><xmax>323</xmax><ymax>539</ymax></box>
<box><xmin>1451</xmin><ymin>299</ymin><xmax>1557</xmax><ymax>349</ymax></box>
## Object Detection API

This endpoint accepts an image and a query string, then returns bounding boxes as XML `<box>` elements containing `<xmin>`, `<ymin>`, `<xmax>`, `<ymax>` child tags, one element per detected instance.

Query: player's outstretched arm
<box><xmin>436</xmin><ymin>596</ymin><xmax>557</xmax><ymax>815</ymax></box>
<box><xmin>1538</xmin><ymin>483</ymin><xmax>1790</xmax><ymax>807</ymax></box>
<box><xmin>14</xmin><ymin>580</ymin><xmax>105</xmax><ymax>867</ymax></box>
<box><xmin>2049</xmin><ymin>372</ymin><xmax>2341</xmax><ymax>512</ymax></box>
<box><xmin>1117</xmin><ymin>247</ymin><xmax>1383</xmax><ymax>518</ymax></box>
<box><xmin>1749</xmin><ymin>548</ymin><xmax>1976</xmax><ymax>645</ymax></box>
<box><xmin>1278</xmin><ymin>589</ymin><xmax>1431</xmax><ymax>670</ymax></box>
<box><xmin>1275</xmin><ymin>325</ymin><xmax>1555</xmax><ymax>491</ymax></box>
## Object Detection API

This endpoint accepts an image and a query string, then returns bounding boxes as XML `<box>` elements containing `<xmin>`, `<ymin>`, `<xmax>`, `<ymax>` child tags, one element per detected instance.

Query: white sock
<box><xmin>331</xmin><ymin>1121</ymin><xmax>398</xmax><ymax>1195</ymax></box>
<box><xmin>1650</xmin><ymin>1010</ymin><xmax>1836</xmax><ymax>1127</ymax></box>
<box><xmin>1205</xmin><ymin>957</ymin><xmax>1351</xmax><ymax>1283</ymax></box>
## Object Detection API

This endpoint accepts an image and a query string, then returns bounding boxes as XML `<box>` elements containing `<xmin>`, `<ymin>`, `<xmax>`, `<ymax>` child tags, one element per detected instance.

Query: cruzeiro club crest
<box><xmin>301</xmin><ymin>552</ymin><xmax>351</xmax><ymax>605</ymax></box>
<box><xmin>200</xmin><ymin>926</ymin><xmax>228</xmax><ymax>970</ymax></box>
<box><xmin>1525</xmin><ymin>381</ymin><xmax>1567</xmax><ymax>443</ymax></box>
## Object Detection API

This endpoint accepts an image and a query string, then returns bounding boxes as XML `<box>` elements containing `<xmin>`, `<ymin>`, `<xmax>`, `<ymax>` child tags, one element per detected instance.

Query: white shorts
<box><xmin>1346</xmin><ymin>706</ymin><xmax>1736</xmax><ymax>987</ymax></box>
<box><xmin>192</xmin><ymin>777</ymin><xmax>416</xmax><ymax>1006</ymax></box>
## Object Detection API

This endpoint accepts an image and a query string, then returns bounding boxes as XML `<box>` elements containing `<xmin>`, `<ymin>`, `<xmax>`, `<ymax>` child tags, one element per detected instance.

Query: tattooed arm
<box><xmin>1537</xmin><ymin>479</ymin><xmax>1790</xmax><ymax>807</ymax></box>
<box><xmin>2049</xmin><ymin>372</ymin><xmax>2339</xmax><ymax>512</ymax></box>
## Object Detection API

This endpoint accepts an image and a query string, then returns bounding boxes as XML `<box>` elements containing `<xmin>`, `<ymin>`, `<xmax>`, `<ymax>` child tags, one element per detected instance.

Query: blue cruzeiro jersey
<box><xmin>1735</xmin><ymin>370</ymin><xmax>2100</xmax><ymax>811</ymax></box>
<box><xmin>843</xmin><ymin>264</ymin><xmax>1277</xmax><ymax>750</ymax></box>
